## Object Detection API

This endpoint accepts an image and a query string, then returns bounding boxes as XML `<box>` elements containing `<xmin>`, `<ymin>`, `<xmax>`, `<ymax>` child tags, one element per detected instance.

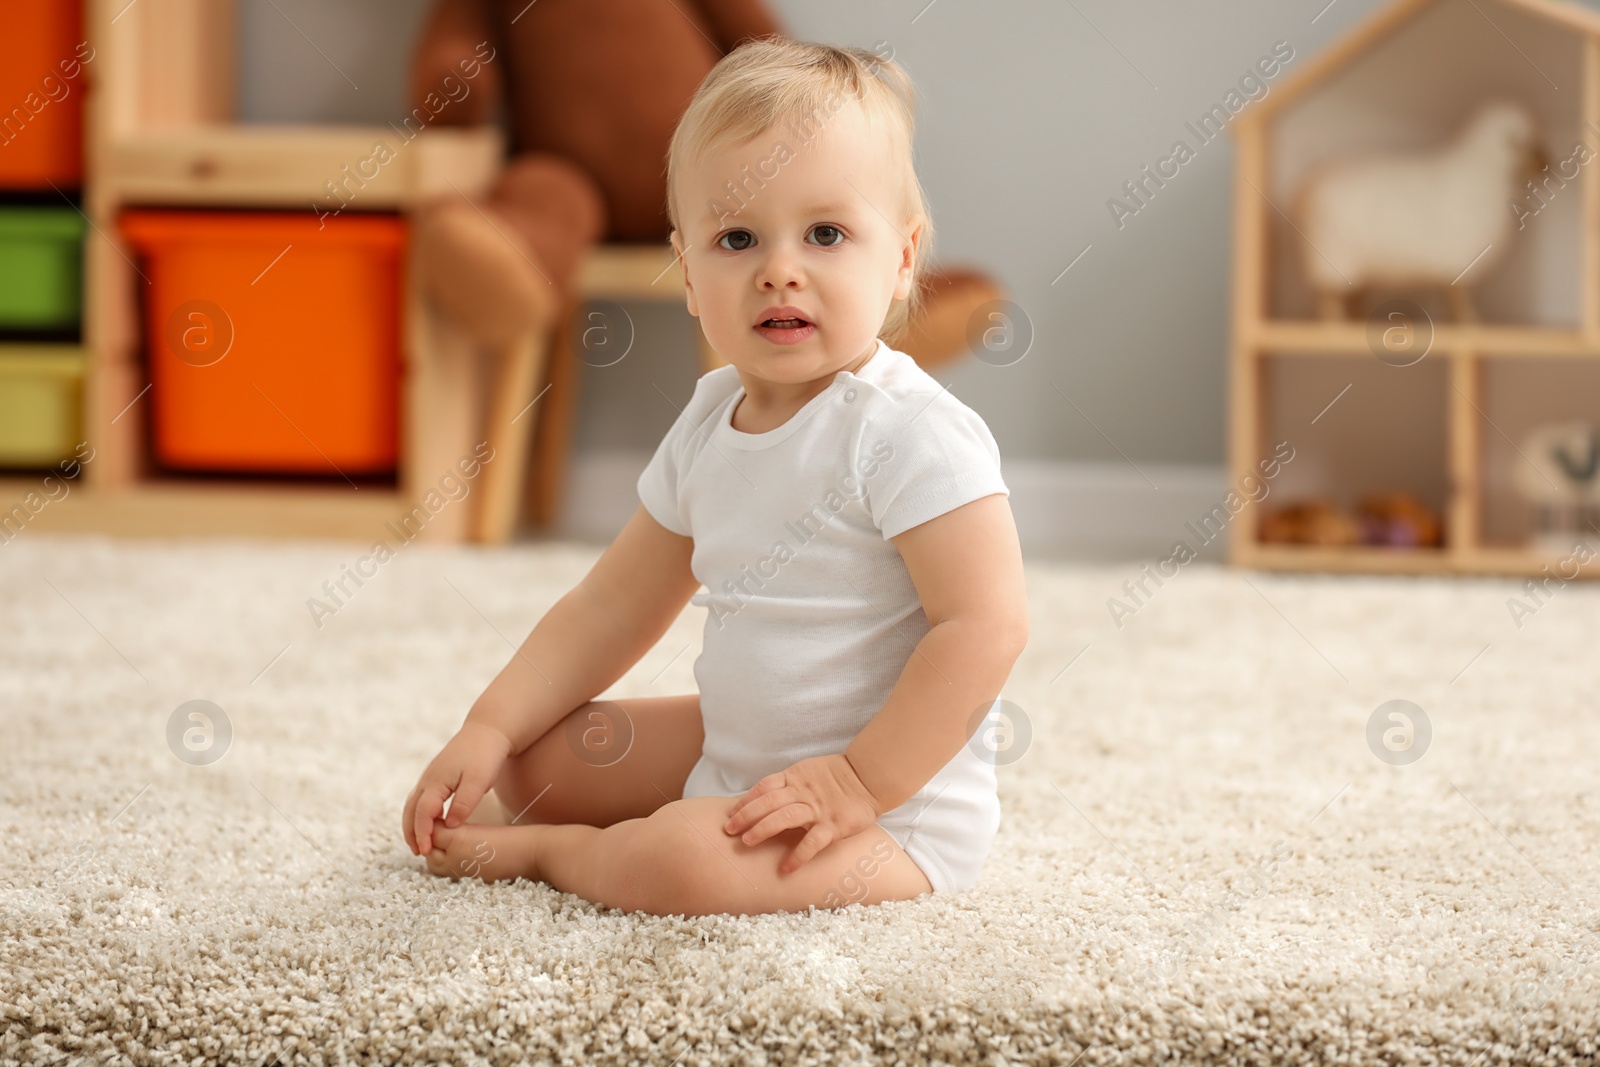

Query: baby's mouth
<box><xmin>753</xmin><ymin>311</ymin><xmax>817</xmax><ymax>344</ymax></box>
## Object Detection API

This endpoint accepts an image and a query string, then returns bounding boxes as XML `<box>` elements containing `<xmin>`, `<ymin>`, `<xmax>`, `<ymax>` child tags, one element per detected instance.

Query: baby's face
<box><xmin>672</xmin><ymin>98</ymin><xmax>920</xmax><ymax>384</ymax></box>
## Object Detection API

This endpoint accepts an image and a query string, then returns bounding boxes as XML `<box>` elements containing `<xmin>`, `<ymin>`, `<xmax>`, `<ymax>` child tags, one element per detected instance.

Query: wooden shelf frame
<box><xmin>1252</xmin><ymin>322</ymin><xmax>1600</xmax><ymax>358</ymax></box>
<box><xmin>1226</xmin><ymin>0</ymin><xmax>1600</xmax><ymax>579</ymax></box>
<box><xmin>0</xmin><ymin>474</ymin><xmax>409</xmax><ymax>540</ymax></box>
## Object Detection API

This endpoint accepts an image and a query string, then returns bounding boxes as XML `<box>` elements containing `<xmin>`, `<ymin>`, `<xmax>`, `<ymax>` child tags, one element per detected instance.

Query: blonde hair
<box><xmin>665</xmin><ymin>38</ymin><xmax>934</xmax><ymax>347</ymax></box>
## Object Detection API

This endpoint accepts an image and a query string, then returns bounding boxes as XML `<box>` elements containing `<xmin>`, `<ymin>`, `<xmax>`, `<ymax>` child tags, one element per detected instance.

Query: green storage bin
<box><xmin>0</xmin><ymin>346</ymin><xmax>85</xmax><ymax>466</ymax></box>
<box><xmin>0</xmin><ymin>208</ymin><xmax>86</xmax><ymax>328</ymax></box>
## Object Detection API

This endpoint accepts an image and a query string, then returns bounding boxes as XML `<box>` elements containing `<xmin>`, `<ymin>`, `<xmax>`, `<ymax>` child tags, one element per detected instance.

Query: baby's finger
<box><xmin>781</xmin><ymin>824</ymin><xmax>835</xmax><ymax>875</ymax></box>
<box><xmin>736</xmin><ymin>772</ymin><xmax>785</xmax><ymax>811</ymax></box>
<box><xmin>729</xmin><ymin>771</ymin><xmax>790</xmax><ymax>831</ymax></box>
<box><xmin>724</xmin><ymin>788</ymin><xmax>756</xmax><ymax>824</ymax></box>
<box><xmin>738</xmin><ymin>804</ymin><xmax>809</xmax><ymax>848</ymax></box>
<box><xmin>402</xmin><ymin>787</ymin><xmax>421</xmax><ymax>853</ymax></box>
<box><xmin>413</xmin><ymin>783</ymin><xmax>449</xmax><ymax>856</ymax></box>
<box><xmin>445</xmin><ymin>772</ymin><xmax>493</xmax><ymax>828</ymax></box>
<box><xmin>725</xmin><ymin>789</ymin><xmax>786</xmax><ymax>836</ymax></box>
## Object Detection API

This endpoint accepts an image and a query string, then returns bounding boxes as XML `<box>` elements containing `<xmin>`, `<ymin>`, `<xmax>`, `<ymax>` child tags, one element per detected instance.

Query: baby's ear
<box><xmin>893</xmin><ymin>225</ymin><xmax>922</xmax><ymax>300</ymax></box>
<box><xmin>905</xmin><ymin>215</ymin><xmax>926</xmax><ymax>258</ymax></box>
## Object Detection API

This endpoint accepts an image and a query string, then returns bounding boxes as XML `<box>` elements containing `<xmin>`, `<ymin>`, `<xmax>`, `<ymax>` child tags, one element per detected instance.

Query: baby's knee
<box><xmin>492</xmin><ymin>739</ymin><xmax>571</xmax><ymax>824</ymax></box>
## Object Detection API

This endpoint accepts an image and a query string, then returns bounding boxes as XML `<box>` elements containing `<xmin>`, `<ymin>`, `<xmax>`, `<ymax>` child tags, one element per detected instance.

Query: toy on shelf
<box><xmin>1295</xmin><ymin>100</ymin><xmax>1545</xmax><ymax>324</ymax></box>
<box><xmin>1260</xmin><ymin>499</ymin><xmax>1361</xmax><ymax>546</ymax></box>
<box><xmin>1356</xmin><ymin>491</ymin><xmax>1443</xmax><ymax>548</ymax></box>
<box><xmin>1516</xmin><ymin>421</ymin><xmax>1600</xmax><ymax>553</ymax></box>
<box><xmin>1260</xmin><ymin>493</ymin><xmax>1443</xmax><ymax>548</ymax></box>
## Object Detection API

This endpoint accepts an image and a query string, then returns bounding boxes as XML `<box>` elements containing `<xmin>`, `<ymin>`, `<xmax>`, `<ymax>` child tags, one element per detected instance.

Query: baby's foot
<box><xmin>426</xmin><ymin>823</ymin><xmax>540</xmax><ymax>883</ymax></box>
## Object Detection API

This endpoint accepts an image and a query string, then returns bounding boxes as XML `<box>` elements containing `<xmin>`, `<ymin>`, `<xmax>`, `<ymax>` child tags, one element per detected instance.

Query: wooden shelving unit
<box><xmin>0</xmin><ymin>0</ymin><xmax>712</xmax><ymax>545</ymax></box>
<box><xmin>1226</xmin><ymin>0</ymin><xmax>1600</xmax><ymax>579</ymax></box>
<box><xmin>49</xmin><ymin>0</ymin><xmax>501</xmax><ymax>544</ymax></box>
<box><xmin>0</xmin><ymin>1</ymin><xmax>492</xmax><ymax>541</ymax></box>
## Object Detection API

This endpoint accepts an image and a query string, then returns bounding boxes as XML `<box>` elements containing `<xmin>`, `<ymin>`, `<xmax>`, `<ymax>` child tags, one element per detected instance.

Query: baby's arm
<box><xmin>844</xmin><ymin>493</ymin><xmax>1029</xmax><ymax>812</ymax></box>
<box><xmin>403</xmin><ymin>504</ymin><xmax>699</xmax><ymax>855</ymax></box>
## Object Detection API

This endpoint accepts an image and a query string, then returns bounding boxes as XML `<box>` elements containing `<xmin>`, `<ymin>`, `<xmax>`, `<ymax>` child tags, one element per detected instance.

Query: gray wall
<box><xmin>236</xmin><ymin>0</ymin><xmax>1580</xmax><ymax>465</ymax></box>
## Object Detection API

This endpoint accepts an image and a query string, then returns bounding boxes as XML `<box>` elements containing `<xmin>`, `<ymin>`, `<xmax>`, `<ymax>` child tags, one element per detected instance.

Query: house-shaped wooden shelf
<box><xmin>1227</xmin><ymin>0</ymin><xmax>1600</xmax><ymax>578</ymax></box>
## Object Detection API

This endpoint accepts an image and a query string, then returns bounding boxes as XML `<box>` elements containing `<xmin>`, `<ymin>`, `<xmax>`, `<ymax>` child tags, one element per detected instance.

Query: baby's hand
<box><xmin>402</xmin><ymin>722</ymin><xmax>513</xmax><ymax>856</ymax></box>
<box><xmin>723</xmin><ymin>754</ymin><xmax>882</xmax><ymax>875</ymax></box>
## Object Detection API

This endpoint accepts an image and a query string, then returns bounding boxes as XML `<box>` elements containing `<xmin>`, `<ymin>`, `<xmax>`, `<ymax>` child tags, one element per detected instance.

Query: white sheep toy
<box><xmin>1294</xmin><ymin>101</ymin><xmax>1545</xmax><ymax>322</ymax></box>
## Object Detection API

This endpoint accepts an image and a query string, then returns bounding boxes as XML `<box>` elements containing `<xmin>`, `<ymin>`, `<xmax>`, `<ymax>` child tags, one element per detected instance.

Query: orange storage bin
<box><xmin>119</xmin><ymin>210</ymin><xmax>405</xmax><ymax>475</ymax></box>
<box><xmin>0</xmin><ymin>3</ymin><xmax>88</xmax><ymax>188</ymax></box>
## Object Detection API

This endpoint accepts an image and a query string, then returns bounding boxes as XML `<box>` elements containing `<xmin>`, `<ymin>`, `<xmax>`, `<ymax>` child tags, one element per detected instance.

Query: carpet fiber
<box><xmin>2</xmin><ymin>535</ymin><xmax>1598</xmax><ymax>1065</ymax></box>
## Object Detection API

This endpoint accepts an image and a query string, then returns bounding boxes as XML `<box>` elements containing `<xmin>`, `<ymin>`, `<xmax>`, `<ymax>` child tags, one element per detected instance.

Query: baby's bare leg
<box><xmin>492</xmin><ymin>693</ymin><xmax>705</xmax><ymax>828</ymax></box>
<box><xmin>428</xmin><ymin>797</ymin><xmax>933</xmax><ymax>916</ymax></box>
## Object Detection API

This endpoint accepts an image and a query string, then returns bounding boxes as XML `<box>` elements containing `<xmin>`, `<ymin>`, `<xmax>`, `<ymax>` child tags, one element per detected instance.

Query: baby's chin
<box><xmin>726</xmin><ymin>350</ymin><xmax>835</xmax><ymax>379</ymax></box>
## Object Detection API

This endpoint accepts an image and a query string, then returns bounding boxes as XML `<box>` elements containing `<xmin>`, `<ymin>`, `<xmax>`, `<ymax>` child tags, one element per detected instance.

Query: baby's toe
<box><xmin>423</xmin><ymin>826</ymin><xmax>464</xmax><ymax>878</ymax></box>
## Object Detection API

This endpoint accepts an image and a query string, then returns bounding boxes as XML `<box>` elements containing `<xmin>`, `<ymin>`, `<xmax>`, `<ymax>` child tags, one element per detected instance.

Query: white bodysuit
<box><xmin>635</xmin><ymin>338</ymin><xmax>1010</xmax><ymax>893</ymax></box>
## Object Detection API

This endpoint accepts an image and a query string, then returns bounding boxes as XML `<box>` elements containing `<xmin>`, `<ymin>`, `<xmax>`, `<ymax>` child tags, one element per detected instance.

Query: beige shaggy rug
<box><xmin>2</xmin><ymin>534</ymin><xmax>1598</xmax><ymax>1066</ymax></box>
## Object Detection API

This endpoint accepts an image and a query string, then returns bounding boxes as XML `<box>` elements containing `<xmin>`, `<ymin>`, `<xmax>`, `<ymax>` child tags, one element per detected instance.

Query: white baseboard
<box><xmin>1002</xmin><ymin>459</ymin><xmax>1232</xmax><ymax>561</ymax></box>
<box><xmin>542</xmin><ymin>450</ymin><xmax>1232</xmax><ymax>563</ymax></box>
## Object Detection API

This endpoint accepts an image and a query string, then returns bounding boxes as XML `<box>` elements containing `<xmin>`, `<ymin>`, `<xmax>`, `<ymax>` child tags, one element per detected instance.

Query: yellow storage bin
<box><xmin>0</xmin><ymin>346</ymin><xmax>85</xmax><ymax>467</ymax></box>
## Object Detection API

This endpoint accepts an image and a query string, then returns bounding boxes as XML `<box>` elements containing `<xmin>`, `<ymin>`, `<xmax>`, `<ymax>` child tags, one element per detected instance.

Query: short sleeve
<box><xmin>637</xmin><ymin>419</ymin><xmax>692</xmax><ymax>536</ymax></box>
<box><xmin>638</xmin><ymin>367</ymin><xmax>740</xmax><ymax>536</ymax></box>
<box><xmin>863</xmin><ymin>392</ymin><xmax>1009</xmax><ymax>540</ymax></box>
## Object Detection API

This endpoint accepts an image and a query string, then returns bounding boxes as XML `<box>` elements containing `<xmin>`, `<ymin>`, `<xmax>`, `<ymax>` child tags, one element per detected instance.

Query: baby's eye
<box><xmin>809</xmin><ymin>225</ymin><xmax>844</xmax><ymax>247</ymax></box>
<box><xmin>716</xmin><ymin>230</ymin><xmax>755</xmax><ymax>251</ymax></box>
